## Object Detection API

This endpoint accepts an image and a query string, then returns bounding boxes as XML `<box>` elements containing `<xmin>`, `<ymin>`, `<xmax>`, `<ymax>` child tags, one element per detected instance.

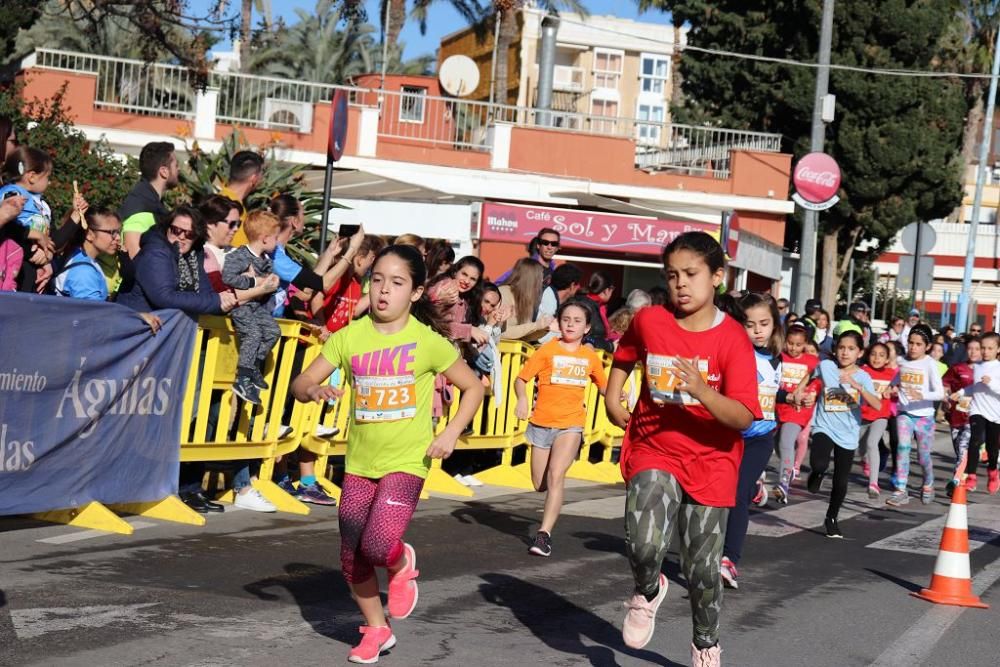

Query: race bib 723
<box><xmin>354</xmin><ymin>375</ymin><xmax>416</xmax><ymax>422</ymax></box>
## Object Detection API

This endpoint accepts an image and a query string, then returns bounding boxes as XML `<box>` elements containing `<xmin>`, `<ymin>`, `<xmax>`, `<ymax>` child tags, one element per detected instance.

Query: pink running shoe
<box><xmin>387</xmin><ymin>543</ymin><xmax>420</xmax><ymax>619</ymax></box>
<box><xmin>989</xmin><ymin>469</ymin><xmax>1000</xmax><ymax>495</ymax></box>
<box><xmin>862</xmin><ymin>460</ymin><xmax>871</xmax><ymax>479</ymax></box>
<box><xmin>691</xmin><ymin>643</ymin><xmax>723</xmax><ymax>667</ymax></box>
<box><xmin>348</xmin><ymin>625</ymin><xmax>396</xmax><ymax>664</ymax></box>
<box><xmin>967</xmin><ymin>474</ymin><xmax>979</xmax><ymax>493</ymax></box>
<box><xmin>622</xmin><ymin>572</ymin><xmax>668</xmax><ymax>649</ymax></box>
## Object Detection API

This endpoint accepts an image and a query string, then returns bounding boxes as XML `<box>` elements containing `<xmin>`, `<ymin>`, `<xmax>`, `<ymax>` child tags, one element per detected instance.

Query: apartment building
<box><xmin>438</xmin><ymin>8</ymin><xmax>682</xmax><ymax>157</ymax></box>
<box><xmin>16</xmin><ymin>47</ymin><xmax>791</xmax><ymax>295</ymax></box>
<box><xmin>874</xmin><ymin>164</ymin><xmax>1000</xmax><ymax>328</ymax></box>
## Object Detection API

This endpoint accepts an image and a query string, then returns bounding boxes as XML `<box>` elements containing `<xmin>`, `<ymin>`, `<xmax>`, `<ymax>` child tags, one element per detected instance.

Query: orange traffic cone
<box><xmin>911</xmin><ymin>483</ymin><xmax>989</xmax><ymax>608</ymax></box>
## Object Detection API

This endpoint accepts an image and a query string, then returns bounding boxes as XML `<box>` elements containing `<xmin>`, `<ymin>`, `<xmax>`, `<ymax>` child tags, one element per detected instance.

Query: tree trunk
<box><xmin>240</xmin><ymin>0</ymin><xmax>252</xmax><ymax>71</ymax></box>
<box><xmin>386</xmin><ymin>0</ymin><xmax>407</xmax><ymax>49</ymax></box>
<box><xmin>962</xmin><ymin>83</ymin><xmax>985</xmax><ymax>165</ymax></box>
<box><xmin>492</xmin><ymin>8</ymin><xmax>517</xmax><ymax>106</ymax></box>
<box><xmin>820</xmin><ymin>225</ymin><xmax>863</xmax><ymax>312</ymax></box>
<box><xmin>670</xmin><ymin>25</ymin><xmax>684</xmax><ymax>110</ymax></box>
<box><xmin>821</xmin><ymin>229</ymin><xmax>840</xmax><ymax>312</ymax></box>
<box><xmin>950</xmin><ymin>85</ymin><xmax>985</xmax><ymax>221</ymax></box>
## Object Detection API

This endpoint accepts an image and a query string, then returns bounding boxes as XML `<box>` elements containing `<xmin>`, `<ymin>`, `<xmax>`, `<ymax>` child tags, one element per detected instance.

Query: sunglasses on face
<box><xmin>538</xmin><ymin>239</ymin><xmax>560</xmax><ymax>248</ymax></box>
<box><xmin>91</xmin><ymin>228</ymin><xmax>122</xmax><ymax>239</ymax></box>
<box><xmin>169</xmin><ymin>224</ymin><xmax>195</xmax><ymax>240</ymax></box>
<box><xmin>219</xmin><ymin>218</ymin><xmax>241</xmax><ymax>230</ymax></box>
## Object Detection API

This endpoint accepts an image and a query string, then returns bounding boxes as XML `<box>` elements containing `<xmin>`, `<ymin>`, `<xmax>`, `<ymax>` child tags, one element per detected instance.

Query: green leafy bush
<box><xmin>0</xmin><ymin>82</ymin><xmax>137</xmax><ymax>220</ymax></box>
<box><xmin>174</xmin><ymin>130</ymin><xmax>330</xmax><ymax>264</ymax></box>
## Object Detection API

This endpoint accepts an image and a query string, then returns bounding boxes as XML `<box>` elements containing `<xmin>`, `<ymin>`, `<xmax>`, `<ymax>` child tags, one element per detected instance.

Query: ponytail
<box><xmin>411</xmin><ymin>292</ymin><xmax>450</xmax><ymax>339</ymax></box>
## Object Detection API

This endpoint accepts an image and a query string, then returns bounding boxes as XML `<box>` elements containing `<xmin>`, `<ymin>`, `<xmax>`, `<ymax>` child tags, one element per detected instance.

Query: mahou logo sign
<box><xmin>792</xmin><ymin>152</ymin><xmax>841</xmax><ymax>211</ymax></box>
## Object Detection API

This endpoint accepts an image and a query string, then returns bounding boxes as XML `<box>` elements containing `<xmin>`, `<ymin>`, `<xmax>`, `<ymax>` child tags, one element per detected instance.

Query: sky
<box><xmin>196</xmin><ymin>0</ymin><xmax>673</xmax><ymax>60</ymax></box>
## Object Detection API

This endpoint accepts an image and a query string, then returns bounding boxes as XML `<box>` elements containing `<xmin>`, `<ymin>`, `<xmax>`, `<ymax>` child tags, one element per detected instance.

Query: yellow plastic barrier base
<box><xmin>474</xmin><ymin>461</ymin><xmax>536</xmax><ymax>490</ymax></box>
<box><xmin>31</xmin><ymin>501</ymin><xmax>133</xmax><ymax>535</ymax></box>
<box><xmin>566</xmin><ymin>460</ymin><xmax>620</xmax><ymax>485</ymax></box>
<box><xmin>422</xmin><ymin>465</ymin><xmax>475</xmax><ymax>497</ymax></box>
<box><xmin>109</xmin><ymin>495</ymin><xmax>206</xmax><ymax>526</ymax></box>
<box><xmin>215</xmin><ymin>481</ymin><xmax>311</xmax><ymax>515</ymax></box>
<box><xmin>593</xmin><ymin>461</ymin><xmax>625</xmax><ymax>484</ymax></box>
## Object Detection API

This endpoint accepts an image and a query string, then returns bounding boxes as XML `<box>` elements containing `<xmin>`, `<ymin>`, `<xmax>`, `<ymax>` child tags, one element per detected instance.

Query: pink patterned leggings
<box><xmin>339</xmin><ymin>472</ymin><xmax>424</xmax><ymax>584</ymax></box>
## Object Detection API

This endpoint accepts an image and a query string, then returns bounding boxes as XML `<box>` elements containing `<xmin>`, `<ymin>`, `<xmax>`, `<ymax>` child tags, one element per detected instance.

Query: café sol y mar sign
<box><xmin>479</xmin><ymin>202</ymin><xmax>716</xmax><ymax>256</ymax></box>
<box><xmin>792</xmin><ymin>152</ymin><xmax>841</xmax><ymax>211</ymax></box>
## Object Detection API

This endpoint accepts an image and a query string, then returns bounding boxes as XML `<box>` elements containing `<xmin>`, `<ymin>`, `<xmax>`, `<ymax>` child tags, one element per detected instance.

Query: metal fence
<box><xmin>28</xmin><ymin>48</ymin><xmax>783</xmax><ymax>176</ymax></box>
<box><xmin>33</xmin><ymin>49</ymin><xmax>197</xmax><ymax>119</ymax></box>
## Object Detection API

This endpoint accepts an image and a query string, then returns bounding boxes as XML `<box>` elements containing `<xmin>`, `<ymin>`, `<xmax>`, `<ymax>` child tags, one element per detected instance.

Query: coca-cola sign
<box><xmin>793</xmin><ymin>152</ymin><xmax>841</xmax><ymax>205</ymax></box>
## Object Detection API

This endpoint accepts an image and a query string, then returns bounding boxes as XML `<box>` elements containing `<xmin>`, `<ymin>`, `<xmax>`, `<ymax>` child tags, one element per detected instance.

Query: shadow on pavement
<box><xmin>479</xmin><ymin>572</ymin><xmax>684</xmax><ymax>667</ymax></box>
<box><xmin>865</xmin><ymin>568</ymin><xmax>922</xmax><ymax>593</ymax></box>
<box><xmin>243</xmin><ymin>562</ymin><xmax>360</xmax><ymax>646</ymax></box>
<box><xmin>451</xmin><ymin>502</ymin><xmax>538</xmax><ymax>546</ymax></box>
<box><xmin>573</xmin><ymin>531</ymin><xmax>686</xmax><ymax>589</ymax></box>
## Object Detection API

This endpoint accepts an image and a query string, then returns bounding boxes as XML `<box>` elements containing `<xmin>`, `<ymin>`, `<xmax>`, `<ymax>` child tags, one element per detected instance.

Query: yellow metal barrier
<box><xmin>179</xmin><ymin>316</ymin><xmax>315</xmax><ymax>515</ymax></box>
<box><xmin>421</xmin><ymin>340</ymin><xmax>534</xmax><ymax>495</ymax></box>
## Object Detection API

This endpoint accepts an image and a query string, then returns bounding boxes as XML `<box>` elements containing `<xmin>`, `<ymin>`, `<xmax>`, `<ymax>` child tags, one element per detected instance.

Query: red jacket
<box><xmin>942</xmin><ymin>362</ymin><xmax>975</xmax><ymax>428</ymax></box>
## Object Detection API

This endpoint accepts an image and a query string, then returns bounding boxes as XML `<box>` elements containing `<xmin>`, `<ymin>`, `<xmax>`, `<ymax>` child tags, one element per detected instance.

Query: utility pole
<box><xmin>794</xmin><ymin>0</ymin><xmax>835</xmax><ymax>312</ymax></box>
<box><xmin>957</xmin><ymin>27</ymin><xmax>1000</xmax><ymax>333</ymax></box>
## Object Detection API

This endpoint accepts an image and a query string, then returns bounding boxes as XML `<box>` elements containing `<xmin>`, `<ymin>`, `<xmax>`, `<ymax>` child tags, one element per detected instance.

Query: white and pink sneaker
<box><xmin>622</xmin><ymin>572</ymin><xmax>668</xmax><ymax>649</ymax></box>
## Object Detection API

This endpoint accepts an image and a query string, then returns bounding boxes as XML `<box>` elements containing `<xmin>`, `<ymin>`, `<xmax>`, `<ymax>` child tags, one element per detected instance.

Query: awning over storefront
<box><xmin>329</xmin><ymin>198</ymin><xmax>476</xmax><ymax>256</ymax></box>
<box><xmin>479</xmin><ymin>201</ymin><xmax>717</xmax><ymax>256</ymax></box>
<box><xmin>729</xmin><ymin>231</ymin><xmax>784</xmax><ymax>281</ymax></box>
<box><xmin>302</xmin><ymin>168</ymin><xmax>469</xmax><ymax>203</ymax></box>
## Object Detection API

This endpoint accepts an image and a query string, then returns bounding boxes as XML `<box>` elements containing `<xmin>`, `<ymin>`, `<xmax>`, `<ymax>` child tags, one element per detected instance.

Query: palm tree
<box><xmin>249</xmin><ymin>2</ymin><xmax>375</xmax><ymax>87</ymax></box>
<box><xmin>491</xmin><ymin>0</ymin><xmax>589</xmax><ymax>106</ymax></box>
<box><xmin>249</xmin><ymin>0</ymin><xmax>433</xmax><ymax>86</ymax></box>
<box><xmin>236</xmin><ymin>0</ymin><xmax>272</xmax><ymax>71</ymax></box>
<box><xmin>380</xmin><ymin>0</ymin><xmax>484</xmax><ymax>47</ymax></box>
<box><xmin>938</xmin><ymin>1</ymin><xmax>999</xmax><ymax>221</ymax></box>
<box><xmin>941</xmin><ymin>2</ymin><xmax>1000</xmax><ymax>164</ymax></box>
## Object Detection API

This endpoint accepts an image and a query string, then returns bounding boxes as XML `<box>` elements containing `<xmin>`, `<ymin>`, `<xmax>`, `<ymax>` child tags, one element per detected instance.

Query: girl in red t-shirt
<box><xmin>942</xmin><ymin>337</ymin><xmax>981</xmax><ymax>496</ymax></box>
<box><xmin>860</xmin><ymin>342</ymin><xmax>896</xmax><ymax>498</ymax></box>
<box><xmin>606</xmin><ymin>232</ymin><xmax>760</xmax><ymax>665</ymax></box>
<box><xmin>773</xmin><ymin>324</ymin><xmax>819</xmax><ymax>503</ymax></box>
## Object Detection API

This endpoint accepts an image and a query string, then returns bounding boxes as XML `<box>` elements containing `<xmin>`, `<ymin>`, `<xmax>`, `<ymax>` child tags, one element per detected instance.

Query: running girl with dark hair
<box><xmin>291</xmin><ymin>244</ymin><xmax>484</xmax><ymax>664</ymax></box>
<box><xmin>605</xmin><ymin>231</ymin><xmax>760</xmax><ymax>666</ymax></box>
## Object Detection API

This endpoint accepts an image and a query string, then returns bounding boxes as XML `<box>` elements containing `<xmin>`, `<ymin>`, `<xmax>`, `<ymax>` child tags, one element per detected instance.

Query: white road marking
<box><xmin>866</xmin><ymin>504</ymin><xmax>1000</xmax><ymax>555</ymax></box>
<box><xmin>11</xmin><ymin>603</ymin><xmax>162</xmax><ymax>639</ymax></box>
<box><xmin>746</xmin><ymin>499</ymin><xmax>870</xmax><ymax>537</ymax></box>
<box><xmin>36</xmin><ymin>520</ymin><xmax>157</xmax><ymax>545</ymax></box>
<box><xmin>869</xmin><ymin>557</ymin><xmax>1000</xmax><ymax>667</ymax></box>
<box><xmin>558</xmin><ymin>495</ymin><xmax>626</xmax><ymax>520</ymax></box>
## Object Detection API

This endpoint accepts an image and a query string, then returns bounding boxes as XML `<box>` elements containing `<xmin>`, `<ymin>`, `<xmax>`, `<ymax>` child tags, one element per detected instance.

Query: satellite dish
<box><xmin>439</xmin><ymin>55</ymin><xmax>480</xmax><ymax>97</ymax></box>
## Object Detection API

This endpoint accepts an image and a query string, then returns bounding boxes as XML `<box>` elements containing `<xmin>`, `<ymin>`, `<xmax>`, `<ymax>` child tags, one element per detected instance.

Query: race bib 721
<box><xmin>646</xmin><ymin>354</ymin><xmax>709</xmax><ymax>407</ymax></box>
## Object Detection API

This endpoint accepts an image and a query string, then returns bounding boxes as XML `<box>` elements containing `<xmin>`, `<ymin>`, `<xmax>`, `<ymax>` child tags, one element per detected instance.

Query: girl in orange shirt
<box><xmin>515</xmin><ymin>300</ymin><xmax>607</xmax><ymax>557</ymax></box>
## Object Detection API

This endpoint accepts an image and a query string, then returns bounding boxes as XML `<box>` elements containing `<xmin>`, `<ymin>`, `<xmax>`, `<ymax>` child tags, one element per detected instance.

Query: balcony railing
<box><xmin>25</xmin><ymin>48</ymin><xmax>783</xmax><ymax>178</ymax></box>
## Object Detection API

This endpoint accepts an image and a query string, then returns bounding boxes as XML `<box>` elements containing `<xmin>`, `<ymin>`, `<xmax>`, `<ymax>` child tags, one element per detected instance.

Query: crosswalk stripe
<box><xmin>865</xmin><ymin>504</ymin><xmax>1000</xmax><ymax>555</ymax></box>
<box><xmin>559</xmin><ymin>496</ymin><xmax>625</xmax><ymax>520</ymax></box>
<box><xmin>746</xmin><ymin>498</ymin><xmax>878</xmax><ymax>537</ymax></box>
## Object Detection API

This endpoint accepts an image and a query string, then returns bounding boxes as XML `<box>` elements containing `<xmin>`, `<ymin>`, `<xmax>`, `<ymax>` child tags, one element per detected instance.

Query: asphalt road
<box><xmin>2</xmin><ymin>430</ymin><xmax>999</xmax><ymax>667</ymax></box>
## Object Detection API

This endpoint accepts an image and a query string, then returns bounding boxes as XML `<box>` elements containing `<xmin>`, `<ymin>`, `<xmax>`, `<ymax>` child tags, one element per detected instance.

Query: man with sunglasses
<box><xmin>119</xmin><ymin>142</ymin><xmax>180</xmax><ymax>258</ymax></box>
<box><xmin>496</xmin><ymin>227</ymin><xmax>561</xmax><ymax>285</ymax></box>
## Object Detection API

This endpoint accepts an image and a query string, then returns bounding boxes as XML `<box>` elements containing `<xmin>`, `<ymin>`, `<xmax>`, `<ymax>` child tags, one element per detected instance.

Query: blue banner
<box><xmin>0</xmin><ymin>293</ymin><xmax>196</xmax><ymax>515</ymax></box>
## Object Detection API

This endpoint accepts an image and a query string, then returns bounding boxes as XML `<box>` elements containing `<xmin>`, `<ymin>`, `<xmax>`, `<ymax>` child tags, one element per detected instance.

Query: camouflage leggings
<box><xmin>625</xmin><ymin>469</ymin><xmax>728</xmax><ymax>649</ymax></box>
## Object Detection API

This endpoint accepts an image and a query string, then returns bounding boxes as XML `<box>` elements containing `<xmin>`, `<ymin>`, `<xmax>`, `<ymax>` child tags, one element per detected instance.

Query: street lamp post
<box><xmin>795</xmin><ymin>0</ymin><xmax>835</xmax><ymax>312</ymax></box>
<box><xmin>957</xmin><ymin>24</ymin><xmax>1000</xmax><ymax>333</ymax></box>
